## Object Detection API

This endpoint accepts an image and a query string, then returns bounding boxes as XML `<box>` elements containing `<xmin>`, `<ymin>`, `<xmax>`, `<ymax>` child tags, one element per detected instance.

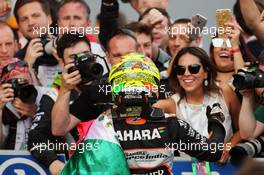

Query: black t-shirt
<box><xmin>70</xmin><ymin>74</ymin><xmax>113</xmax><ymax>122</ymax></box>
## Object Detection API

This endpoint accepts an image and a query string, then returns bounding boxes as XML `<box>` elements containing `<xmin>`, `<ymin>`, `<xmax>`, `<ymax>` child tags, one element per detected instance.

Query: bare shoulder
<box><xmin>219</xmin><ymin>83</ymin><xmax>235</xmax><ymax>99</ymax></box>
<box><xmin>219</xmin><ymin>82</ymin><xmax>240</xmax><ymax>110</ymax></box>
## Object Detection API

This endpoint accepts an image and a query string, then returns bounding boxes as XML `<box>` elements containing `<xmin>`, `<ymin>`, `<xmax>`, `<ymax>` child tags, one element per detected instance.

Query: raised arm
<box><xmin>51</xmin><ymin>64</ymin><xmax>81</xmax><ymax>136</ymax></box>
<box><xmin>239</xmin><ymin>0</ymin><xmax>264</xmax><ymax>46</ymax></box>
<box><xmin>99</xmin><ymin>0</ymin><xmax>119</xmax><ymax>49</ymax></box>
<box><xmin>169</xmin><ymin>117</ymin><xmax>226</xmax><ymax>161</ymax></box>
<box><xmin>28</xmin><ymin>95</ymin><xmax>65</xmax><ymax>175</ymax></box>
<box><xmin>225</xmin><ymin>22</ymin><xmax>245</xmax><ymax>72</ymax></box>
<box><xmin>238</xmin><ymin>91</ymin><xmax>258</xmax><ymax>139</ymax></box>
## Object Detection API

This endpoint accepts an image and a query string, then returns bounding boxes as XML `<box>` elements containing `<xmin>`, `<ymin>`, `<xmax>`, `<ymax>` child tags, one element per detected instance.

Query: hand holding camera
<box><xmin>24</xmin><ymin>38</ymin><xmax>44</xmax><ymax>67</ymax></box>
<box><xmin>239</xmin><ymin>89</ymin><xmax>254</xmax><ymax>98</ymax></box>
<box><xmin>233</xmin><ymin>64</ymin><xmax>264</xmax><ymax>90</ymax></box>
<box><xmin>0</xmin><ymin>83</ymin><xmax>14</xmax><ymax>108</ymax></box>
<box><xmin>5</xmin><ymin>78</ymin><xmax>38</xmax><ymax>104</ymax></box>
<box><xmin>61</xmin><ymin>63</ymin><xmax>82</xmax><ymax>93</ymax></box>
<box><xmin>62</xmin><ymin>52</ymin><xmax>103</xmax><ymax>92</ymax></box>
<box><xmin>230</xmin><ymin>136</ymin><xmax>264</xmax><ymax>166</ymax></box>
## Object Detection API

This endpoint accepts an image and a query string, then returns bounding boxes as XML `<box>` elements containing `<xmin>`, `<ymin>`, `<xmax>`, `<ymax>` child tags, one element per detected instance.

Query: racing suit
<box><xmin>27</xmin><ymin>89</ymin><xmax>68</xmax><ymax>168</ymax></box>
<box><xmin>111</xmin><ymin>107</ymin><xmax>225</xmax><ymax>175</ymax></box>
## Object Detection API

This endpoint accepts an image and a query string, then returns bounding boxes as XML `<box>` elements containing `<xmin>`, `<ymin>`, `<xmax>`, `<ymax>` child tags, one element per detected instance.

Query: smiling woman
<box><xmin>209</xmin><ymin>21</ymin><xmax>255</xmax><ymax>85</ymax></box>
<box><xmin>153</xmin><ymin>47</ymin><xmax>242</xmax><ymax>163</ymax></box>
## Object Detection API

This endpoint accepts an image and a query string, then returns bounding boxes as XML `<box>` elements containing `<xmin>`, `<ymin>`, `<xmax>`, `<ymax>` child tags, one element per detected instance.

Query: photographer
<box><xmin>238</xmin><ymin>52</ymin><xmax>264</xmax><ymax>139</ymax></box>
<box><xmin>0</xmin><ymin>59</ymin><xmax>67</xmax><ymax>175</ymax></box>
<box><xmin>14</xmin><ymin>0</ymin><xmax>61</xmax><ymax>86</ymax></box>
<box><xmin>52</xmin><ymin>32</ymin><xmax>112</xmax><ymax>137</ymax></box>
<box><xmin>0</xmin><ymin>60</ymin><xmax>57</xmax><ymax>150</ymax></box>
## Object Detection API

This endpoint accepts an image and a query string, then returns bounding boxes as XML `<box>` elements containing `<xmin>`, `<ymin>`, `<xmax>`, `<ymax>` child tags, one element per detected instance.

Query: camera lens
<box><xmin>90</xmin><ymin>63</ymin><xmax>103</xmax><ymax>76</ymax></box>
<box><xmin>19</xmin><ymin>85</ymin><xmax>38</xmax><ymax>104</ymax></box>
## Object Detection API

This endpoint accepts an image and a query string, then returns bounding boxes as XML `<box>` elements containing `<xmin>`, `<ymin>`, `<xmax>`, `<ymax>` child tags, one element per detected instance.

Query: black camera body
<box><xmin>230</xmin><ymin>136</ymin><xmax>264</xmax><ymax>166</ymax></box>
<box><xmin>34</xmin><ymin>36</ymin><xmax>58</xmax><ymax>67</ymax></box>
<box><xmin>233</xmin><ymin>67</ymin><xmax>264</xmax><ymax>90</ymax></box>
<box><xmin>68</xmin><ymin>52</ymin><xmax>104</xmax><ymax>85</ymax></box>
<box><xmin>40</xmin><ymin>36</ymin><xmax>50</xmax><ymax>49</ymax></box>
<box><xmin>6</xmin><ymin>78</ymin><xmax>38</xmax><ymax>104</ymax></box>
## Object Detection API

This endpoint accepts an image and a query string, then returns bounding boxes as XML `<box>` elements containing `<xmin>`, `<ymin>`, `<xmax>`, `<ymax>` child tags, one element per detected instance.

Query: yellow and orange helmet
<box><xmin>109</xmin><ymin>52</ymin><xmax>160</xmax><ymax>96</ymax></box>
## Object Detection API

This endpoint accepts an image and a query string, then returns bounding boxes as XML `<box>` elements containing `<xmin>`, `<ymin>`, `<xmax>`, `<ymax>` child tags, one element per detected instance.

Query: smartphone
<box><xmin>189</xmin><ymin>14</ymin><xmax>207</xmax><ymax>41</ymax></box>
<box><xmin>216</xmin><ymin>9</ymin><xmax>233</xmax><ymax>37</ymax></box>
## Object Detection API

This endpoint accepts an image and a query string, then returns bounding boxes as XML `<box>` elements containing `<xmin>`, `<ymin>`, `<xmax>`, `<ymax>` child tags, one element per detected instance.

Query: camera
<box><xmin>68</xmin><ymin>52</ymin><xmax>104</xmax><ymax>85</ymax></box>
<box><xmin>233</xmin><ymin>66</ymin><xmax>264</xmax><ymax>90</ymax></box>
<box><xmin>40</xmin><ymin>35</ymin><xmax>58</xmax><ymax>55</ymax></box>
<box><xmin>34</xmin><ymin>36</ymin><xmax>58</xmax><ymax>67</ymax></box>
<box><xmin>6</xmin><ymin>78</ymin><xmax>38</xmax><ymax>104</ymax></box>
<box><xmin>229</xmin><ymin>136</ymin><xmax>264</xmax><ymax>166</ymax></box>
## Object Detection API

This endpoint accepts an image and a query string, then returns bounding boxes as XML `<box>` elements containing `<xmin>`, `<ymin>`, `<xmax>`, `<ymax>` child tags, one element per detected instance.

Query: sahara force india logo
<box><xmin>116</xmin><ymin>127</ymin><xmax>166</xmax><ymax>141</ymax></box>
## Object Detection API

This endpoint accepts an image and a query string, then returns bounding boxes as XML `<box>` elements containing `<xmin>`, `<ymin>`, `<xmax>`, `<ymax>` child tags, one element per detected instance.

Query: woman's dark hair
<box><xmin>169</xmin><ymin>47</ymin><xmax>220</xmax><ymax>102</ymax></box>
<box><xmin>209</xmin><ymin>34</ymin><xmax>256</xmax><ymax>71</ymax></box>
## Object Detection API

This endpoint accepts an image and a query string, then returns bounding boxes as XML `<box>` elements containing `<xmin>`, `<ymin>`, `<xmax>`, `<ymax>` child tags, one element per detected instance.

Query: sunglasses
<box><xmin>212</xmin><ymin>38</ymin><xmax>232</xmax><ymax>48</ymax></box>
<box><xmin>173</xmin><ymin>64</ymin><xmax>201</xmax><ymax>76</ymax></box>
<box><xmin>1</xmin><ymin>61</ymin><xmax>28</xmax><ymax>79</ymax></box>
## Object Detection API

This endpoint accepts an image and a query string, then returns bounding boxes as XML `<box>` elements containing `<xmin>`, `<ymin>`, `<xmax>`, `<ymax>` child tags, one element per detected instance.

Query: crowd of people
<box><xmin>0</xmin><ymin>0</ymin><xmax>264</xmax><ymax>174</ymax></box>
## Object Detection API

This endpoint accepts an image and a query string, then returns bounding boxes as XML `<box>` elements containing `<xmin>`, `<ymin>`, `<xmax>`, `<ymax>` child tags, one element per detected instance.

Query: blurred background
<box><xmin>86</xmin><ymin>0</ymin><xmax>236</xmax><ymax>51</ymax></box>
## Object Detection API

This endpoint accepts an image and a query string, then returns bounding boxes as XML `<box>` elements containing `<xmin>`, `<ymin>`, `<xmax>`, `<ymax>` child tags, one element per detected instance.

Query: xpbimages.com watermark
<box><xmin>33</xmin><ymin>25</ymin><xmax>100</xmax><ymax>37</ymax></box>
<box><xmin>31</xmin><ymin>140</ymin><xmax>100</xmax><ymax>154</ymax></box>
<box><xmin>98</xmin><ymin>84</ymin><xmax>166</xmax><ymax>95</ymax></box>
<box><xmin>164</xmin><ymin>140</ymin><xmax>231</xmax><ymax>154</ymax></box>
<box><xmin>166</xmin><ymin>25</ymin><xmax>232</xmax><ymax>38</ymax></box>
